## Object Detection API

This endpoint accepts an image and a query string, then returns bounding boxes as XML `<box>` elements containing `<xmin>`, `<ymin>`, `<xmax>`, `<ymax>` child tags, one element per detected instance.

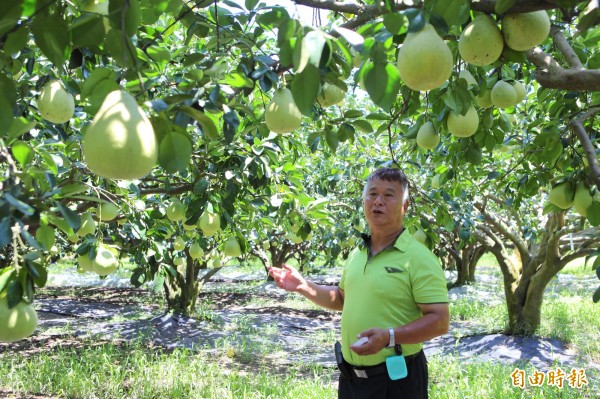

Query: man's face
<box><xmin>363</xmin><ymin>178</ymin><xmax>408</xmax><ymax>231</ymax></box>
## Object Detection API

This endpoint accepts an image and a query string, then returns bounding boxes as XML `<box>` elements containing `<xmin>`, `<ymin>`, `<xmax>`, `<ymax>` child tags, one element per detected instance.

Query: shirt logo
<box><xmin>385</xmin><ymin>267</ymin><xmax>404</xmax><ymax>273</ymax></box>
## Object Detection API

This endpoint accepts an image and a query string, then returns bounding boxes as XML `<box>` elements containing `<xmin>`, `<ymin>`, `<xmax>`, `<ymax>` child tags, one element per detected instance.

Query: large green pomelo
<box><xmin>97</xmin><ymin>202</ymin><xmax>119</xmax><ymax>221</ymax></box>
<box><xmin>413</xmin><ymin>229</ymin><xmax>427</xmax><ymax>244</ymax></box>
<box><xmin>511</xmin><ymin>81</ymin><xmax>527</xmax><ymax>104</ymax></box>
<box><xmin>166</xmin><ymin>198</ymin><xmax>186</xmax><ymax>222</ymax></box>
<box><xmin>199</xmin><ymin>210</ymin><xmax>220</xmax><ymax>236</ymax></box>
<box><xmin>223</xmin><ymin>237</ymin><xmax>242</xmax><ymax>257</ymax></box>
<box><xmin>548</xmin><ymin>182</ymin><xmax>574</xmax><ymax>209</ymax></box>
<box><xmin>396</xmin><ymin>24</ymin><xmax>453</xmax><ymax>91</ymax></box>
<box><xmin>416</xmin><ymin>121</ymin><xmax>440</xmax><ymax>150</ymax></box>
<box><xmin>0</xmin><ymin>298</ymin><xmax>38</xmax><ymax>343</ymax></box>
<box><xmin>83</xmin><ymin>90</ymin><xmax>157</xmax><ymax>180</ymax></box>
<box><xmin>502</xmin><ymin>11</ymin><xmax>551</xmax><ymax>51</ymax></box>
<box><xmin>447</xmin><ymin>106</ymin><xmax>479</xmax><ymax>138</ymax></box>
<box><xmin>491</xmin><ymin>81</ymin><xmax>517</xmax><ymax>108</ymax></box>
<box><xmin>265</xmin><ymin>88</ymin><xmax>302</xmax><ymax>134</ymax></box>
<box><xmin>38</xmin><ymin>80</ymin><xmax>75</xmax><ymax>124</ymax></box>
<box><xmin>475</xmin><ymin>89</ymin><xmax>493</xmax><ymax>108</ymax></box>
<box><xmin>459</xmin><ymin>15</ymin><xmax>504</xmax><ymax>66</ymax></box>
<box><xmin>92</xmin><ymin>245</ymin><xmax>119</xmax><ymax>276</ymax></box>
<box><xmin>573</xmin><ymin>183</ymin><xmax>593</xmax><ymax>216</ymax></box>
<box><xmin>317</xmin><ymin>82</ymin><xmax>346</xmax><ymax>107</ymax></box>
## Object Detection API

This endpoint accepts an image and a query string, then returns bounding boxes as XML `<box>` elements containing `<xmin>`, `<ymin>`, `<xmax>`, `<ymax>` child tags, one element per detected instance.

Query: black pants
<box><xmin>338</xmin><ymin>351</ymin><xmax>428</xmax><ymax>399</ymax></box>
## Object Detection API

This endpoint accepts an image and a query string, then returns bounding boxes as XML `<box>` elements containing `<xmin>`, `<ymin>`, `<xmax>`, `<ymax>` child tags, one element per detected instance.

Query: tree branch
<box><xmin>527</xmin><ymin>47</ymin><xmax>600</xmax><ymax>90</ymax></box>
<box><xmin>570</xmin><ymin>107</ymin><xmax>600</xmax><ymax>189</ymax></box>
<box><xmin>550</xmin><ymin>26</ymin><xmax>584</xmax><ymax>69</ymax></box>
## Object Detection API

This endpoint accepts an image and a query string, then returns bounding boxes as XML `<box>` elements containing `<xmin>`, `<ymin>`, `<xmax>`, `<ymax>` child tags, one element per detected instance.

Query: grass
<box><xmin>2</xmin><ymin>254</ymin><xmax>598</xmax><ymax>398</ymax></box>
<box><xmin>1</xmin><ymin>343</ymin><xmax>596</xmax><ymax>398</ymax></box>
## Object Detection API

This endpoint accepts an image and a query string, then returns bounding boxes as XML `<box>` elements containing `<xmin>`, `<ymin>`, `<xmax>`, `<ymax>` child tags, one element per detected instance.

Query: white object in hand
<box><xmin>352</xmin><ymin>337</ymin><xmax>369</xmax><ymax>347</ymax></box>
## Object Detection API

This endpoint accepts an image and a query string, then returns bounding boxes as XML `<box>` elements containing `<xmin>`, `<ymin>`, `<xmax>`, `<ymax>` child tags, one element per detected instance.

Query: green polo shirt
<box><xmin>339</xmin><ymin>230</ymin><xmax>448</xmax><ymax>366</ymax></box>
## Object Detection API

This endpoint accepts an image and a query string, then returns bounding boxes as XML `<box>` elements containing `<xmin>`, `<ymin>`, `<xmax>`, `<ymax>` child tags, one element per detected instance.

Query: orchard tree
<box><xmin>2</xmin><ymin>0</ymin><xmax>600</xmax><ymax>342</ymax></box>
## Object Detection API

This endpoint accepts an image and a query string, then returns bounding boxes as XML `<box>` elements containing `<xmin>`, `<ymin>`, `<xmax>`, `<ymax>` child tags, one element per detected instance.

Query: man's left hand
<box><xmin>349</xmin><ymin>328</ymin><xmax>389</xmax><ymax>356</ymax></box>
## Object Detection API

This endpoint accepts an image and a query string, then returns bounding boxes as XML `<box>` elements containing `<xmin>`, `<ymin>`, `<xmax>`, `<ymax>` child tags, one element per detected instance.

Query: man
<box><xmin>268</xmin><ymin>168</ymin><xmax>449</xmax><ymax>399</ymax></box>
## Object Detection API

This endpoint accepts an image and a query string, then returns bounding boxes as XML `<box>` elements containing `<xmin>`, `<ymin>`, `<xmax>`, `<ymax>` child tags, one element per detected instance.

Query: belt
<box><xmin>345</xmin><ymin>350</ymin><xmax>422</xmax><ymax>379</ymax></box>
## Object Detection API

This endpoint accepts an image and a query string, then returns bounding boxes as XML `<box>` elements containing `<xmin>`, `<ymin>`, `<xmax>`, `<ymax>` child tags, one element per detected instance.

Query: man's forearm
<box><xmin>297</xmin><ymin>280</ymin><xmax>343</xmax><ymax>311</ymax></box>
<box><xmin>394</xmin><ymin>308</ymin><xmax>449</xmax><ymax>344</ymax></box>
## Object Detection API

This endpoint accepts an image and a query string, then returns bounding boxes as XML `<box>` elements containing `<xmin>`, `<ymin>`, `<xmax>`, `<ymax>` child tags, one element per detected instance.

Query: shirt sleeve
<box><xmin>411</xmin><ymin>250</ymin><xmax>449</xmax><ymax>304</ymax></box>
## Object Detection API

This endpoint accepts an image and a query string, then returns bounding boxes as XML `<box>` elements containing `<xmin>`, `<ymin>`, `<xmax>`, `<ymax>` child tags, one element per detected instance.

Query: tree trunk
<box><xmin>163</xmin><ymin>253</ymin><xmax>206</xmax><ymax>316</ymax></box>
<box><xmin>449</xmin><ymin>244</ymin><xmax>485</xmax><ymax>287</ymax></box>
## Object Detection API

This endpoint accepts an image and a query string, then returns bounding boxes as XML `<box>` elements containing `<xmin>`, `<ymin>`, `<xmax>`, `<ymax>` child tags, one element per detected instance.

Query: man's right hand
<box><xmin>268</xmin><ymin>263</ymin><xmax>305</xmax><ymax>292</ymax></box>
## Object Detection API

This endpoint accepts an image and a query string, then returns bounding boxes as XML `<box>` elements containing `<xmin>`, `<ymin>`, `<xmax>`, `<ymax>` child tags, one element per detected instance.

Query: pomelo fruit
<box><xmin>38</xmin><ymin>80</ymin><xmax>75</xmax><ymax>124</ymax></box>
<box><xmin>92</xmin><ymin>245</ymin><xmax>119</xmax><ymax>276</ymax></box>
<box><xmin>396</xmin><ymin>23</ymin><xmax>453</xmax><ymax>91</ymax></box>
<box><xmin>83</xmin><ymin>90</ymin><xmax>157</xmax><ymax>180</ymax></box>
<box><xmin>447</xmin><ymin>105</ymin><xmax>479</xmax><ymax>138</ymax></box>
<box><xmin>502</xmin><ymin>11</ymin><xmax>551</xmax><ymax>51</ymax></box>
<box><xmin>548</xmin><ymin>182</ymin><xmax>575</xmax><ymax>209</ymax></box>
<box><xmin>317</xmin><ymin>82</ymin><xmax>346</xmax><ymax>107</ymax></box>
<box><xmin>223</xmin><ymin>237</ymin><xmax>242</xmax><ymax>257</ymax></box>
<box><xmin>490</xmin><ymin>80</ymin><xmax>517</xmax><ymax>108</ymax></box>
<box><xmin>413</xmin><ymin>229</ymin><xmax>427</xmax><ymax>244</ymax></box>
<box><xmin>189</xmin><ymin>242</ymin><xmax>204</xmax><ymax>259</ymax></box>
<box><xmin>199</xmin><ymin>209</ymin><xmax>220</xmax><ymax>236</ymax></box>
<box><xmin>166</xmin><ymin>198</ymin><xmax>186</xmax><ymax>222</ymax></box>
<box><xmin>416</xmin><ymin>121</ymin><xmax>440</xmax><ymax>150</ymax></box>
<box><xmin>475</xmin><ymin>89</ymin><xmax>493</xmax><ymax>108</ymax></box>
<box><xmin>173</xmin><ymin>236</ymin><xmax>185</xmax><ymax>251</ymax></box>
<box><xmin>265</xmin><ymin>88</ymin><xmax>302</xmax><ymax>134</ymax></box>
<box><xmin>97</xmin><ymin>202</ymin><xmax>119</xmax><ymax>221</ymax></box>
<box><xmin>573</xmin><ymin>183</ymin><xmax>593</xmax><ymax>216</ymax></box>
<box><xmin>0</xmin><ymin>297</ymin><xmax>38</xmax><ymax>342</ymax></box>
<box><xmin>78</xmin><ymin>254</ymin><xmax>94</xmax><ymax>273</ymax></box>
<box><xmin>459</xmin><ymin>15</ymin><xmax>504</xmax><ymax>67</ymax></box>
<box><xmin>511</xmin><ymin>80</ymin><xmax>527</xmax><ymax>104</ymax></box>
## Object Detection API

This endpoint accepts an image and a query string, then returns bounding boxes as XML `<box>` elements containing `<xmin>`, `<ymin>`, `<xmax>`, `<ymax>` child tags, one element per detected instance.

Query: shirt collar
<box><xmin>359</xmin><ymin>228</ymin><xmax>408</xmax><ymax>254</ymax></box>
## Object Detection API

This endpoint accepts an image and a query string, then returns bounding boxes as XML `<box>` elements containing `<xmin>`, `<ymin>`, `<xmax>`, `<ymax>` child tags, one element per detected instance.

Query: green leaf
<box><xmin>0</xmin><ymin>0</ymin><xmax>22</xmax><ymax>38</ymax></box>
<box><xmin>4</xmin><ymin>193</ymin><xmax>35</xmax><ymax>216</ymax></box>
<box><xmin>495</xmin><ymin>0</ymin><xmax>518</xmax><ymax>14</ymax></box>
<box><xmin>179</xmin><ymin>106</ymin><xmax>220</xmax><ymax>140</ymax></box>
<box><xmin>31</xmin><ymin>11</ymin><xmax>71</xmax><ymax>67</ymax></box>
<box><xmin>294</xmin><ymin>30</ymin><xmax>326</xmax><ymax>73</ymax></box>
<box><xmin>0</xmin><ymin>73</ymin><xmax>17</xmax><ymax>137</ymax></box>
<box><xmin>351</xmin><ymin>120</ymin><xmax>374</xmax><ymax>133</ymax></box>
<box><xmin>333</xmin><ymin>27</ymin><xmax>365</xmax><ymax>50</ymax></box>
<box><xmin>109</xmin><ymin>0</ymin><xmax>141</xmax><ymax>37</ymax></box>
<box><xmin>221</xmin><ymin>72</ymin><xmax>254</xmax><ymax>89</ymax></box>
<box><xmin>56</xmin><ymin>203</ymin><xmax>82</xmax><ymax>231</ymax></box>
<box><xmin>8</xmin><ymin>117</ymin><xmax>36</xmax><ymax>140</ymax></box>
<box><xmin>0</xmin><ymin>268</ymin><xmax>15</xmax><ymax>294</ymax></box>
<box><xmin>4</xmin><ymin>26</ymin><xmax>29</xmax><ymax>55</ymax></box>
<box><xmin>105</xmin><ymin>28</ymin><xmax>137</xmax><ymax>69</ymax></box>
<box><xmin>0</xmin><ymin>217</ymin><xmax>12</xmax><ymax>249</ymax></box>
<box><xmin>80</xmin><ymin>68</ymin><xmax>120</xmax><ymax>114</ymax></box>
<box><xmin>25</xmin><ymin>261</ymin><xmax>47</xmax><ymax>288</ymax></box>
<box><xmin>383</xmin><ymin>13</ymin><xmax>407</xmax><ymax>36</ymax></box>
<box><xmin>325</xmin><ymin>129</ymin><xmax>339</xmax><ymax>152</ymax></box>
<box><xmin>587</xmin><ymin>202</ymin><xmax>600</xmax><ymax>226</ymax></box>
<box><xmin>71</xmin><ymin>13</ymin><xmax>106</xmax><ymax>49</ymax></box>
<box><xmin>593</xmin><ymin>286</ymin><xmax>600</xmax><ymax>303</ymax></box>
<box><xmin>363</xmin><ymin>62</ymin><xmax>401</xmax><ymax>112</ymax></box>
<box><xmin>158</xmin><ymin>127</ymin><xmax>193</xmax><ymax>173</ymax></box>
<box><xmin>291</xmin><ymin>64</ymin><xmax>320</xmax><ymax>116</ymax></box>
<box><xmin>427</xmin><ymin>0</ymin><xmax>470</xmax><ymax>27</ymax></box>
<box><xmin>11</xmin><ymin>141</ymin><xmax>34</xmax><ymax>167</ymax></box>
<box><xmin>403</xmin><ymin>8</ymin><xmax>426</xmax><ymax>32</ymax></box>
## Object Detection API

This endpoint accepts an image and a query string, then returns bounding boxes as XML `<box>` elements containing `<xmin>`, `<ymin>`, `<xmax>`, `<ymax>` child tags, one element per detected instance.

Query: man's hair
<box><xmin>363</xmin><ymin>168</ymin><xmax>410</xmax><ymax>204</ymax></box>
